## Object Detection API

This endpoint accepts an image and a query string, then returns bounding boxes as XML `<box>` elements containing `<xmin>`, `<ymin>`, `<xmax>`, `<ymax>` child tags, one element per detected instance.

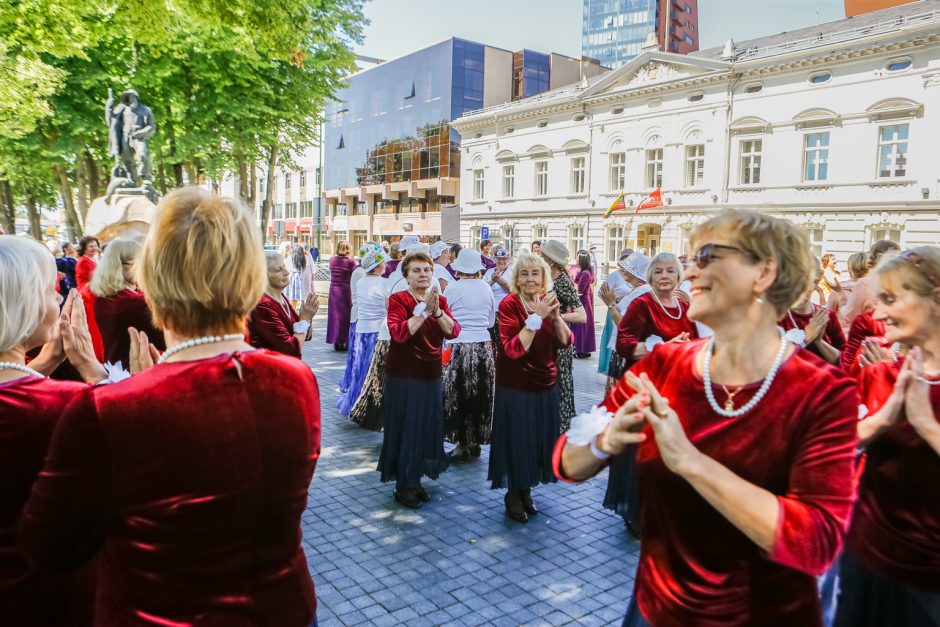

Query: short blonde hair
<box><xmin>847</xmin><ymin>252</ymin><xmax>868</xmax><ymax>280</ymax></box>
<box><xmin>646</xmin><ymin>252</ymin><xmax>682</xmax><ymax>285</ymax></box>
<box><xmin>90</xmin><ymin>239</ymin><xmax>140</xmax><ymax>298</ymax></box>
<box><xmin>138</xmin><ymin>187</ymin><xmax>265</xmax><ymax>335</ymax></box>
<box><xmin>874</xmin><ymin>246</ymin><xmax>940</xmax><ymax>299</ymax></box>
<box><xmin>509</xmin><ymin>253</ymin><xmax>553</xmax><ymax>295</ymax></box>
<box><xmin>336</xmin><ymin>240</ymin><xmax>352</xmax><ymax>256</ymax></box>
<box><xmin>689</xmin><ymin>209</ymin><xmax>815</xmax><ymax>316</ymax></box>
<box><xmin>0</xmin><ymin>236</ymin><xmax>57</xmax><ymax>352</ymax></box>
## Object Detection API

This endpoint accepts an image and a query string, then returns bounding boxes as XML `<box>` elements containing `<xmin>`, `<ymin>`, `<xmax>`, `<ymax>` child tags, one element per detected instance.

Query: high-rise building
<box><xmin>845</xmin><ymin>0</ymin><xmax>917</xmax><ymax>16</ymax></box>
<box><xmin>320</xmin><ymin>38</ymin><xmax>607</xmax><ymax>252</ymax></box>
<box><xmin>582</xmin><ymin>0</ymin><xmax>699</xmax><ymax>68</ymax></box>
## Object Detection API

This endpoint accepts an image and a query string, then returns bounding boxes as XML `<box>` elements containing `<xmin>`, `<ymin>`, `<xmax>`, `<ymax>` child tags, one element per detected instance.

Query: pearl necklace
<box><xmin>703</xmin><ymin>327</ymin><xmax>788</xmax><ymax>418</ymax></box>
<box><xmin>265</xmin><ymin>291</ymin><xmax>292</xmax><ymax>320</ymax></box>
<box><xmin>652</xmin><ymin>291</ymin><xmax>683</xmax><ymax>320</ymax></box>
<box><xmin>0</xmin><ymin>362</ymin><xmax>45</xmax><ymax>379</ymax></box>
<box><xmin>520</xmin><ymin>294</ymin><xmax>540</xmax><ymax>315</ymax></box>
<box><xmin>157</xmin><ymin>334</ymin><xmax>245</xmax><ymax>364</ymax></box>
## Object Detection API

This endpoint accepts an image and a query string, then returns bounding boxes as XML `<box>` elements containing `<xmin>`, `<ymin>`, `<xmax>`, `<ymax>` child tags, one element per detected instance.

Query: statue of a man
<box><xmin>106</xmin><ymin>88</ymin><xmax>156</xmax><ymax>182</ymax></box>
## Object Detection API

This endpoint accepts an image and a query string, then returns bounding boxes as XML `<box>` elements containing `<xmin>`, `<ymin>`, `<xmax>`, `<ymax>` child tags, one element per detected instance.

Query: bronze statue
<box><xmin>106</xmin><ymin>88</ymin><xmax>155</xmax><ymax>183</ymax></box>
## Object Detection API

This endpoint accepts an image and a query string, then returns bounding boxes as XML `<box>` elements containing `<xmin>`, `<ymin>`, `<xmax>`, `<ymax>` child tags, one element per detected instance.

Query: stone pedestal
<box><xmin>85</xmin><ymin>191</ymin><xmax>157</xmax><ymax>243</ymax></box>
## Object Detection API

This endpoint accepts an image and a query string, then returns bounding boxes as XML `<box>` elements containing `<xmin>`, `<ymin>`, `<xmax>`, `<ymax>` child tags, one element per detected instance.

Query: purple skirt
<box><xmin>337</xmin><ymin>330</ymin><xmax>378</xmax><ymax>415</ymax></box>
<box><xmin>571</xmin><ymin>292</ymin><xmax>596</xmax><ymax>353</ymax></box>
<box><xmin>326</xmin><ymin>286</ymin><xmax>352</xmax><ymax>344</ymax></box>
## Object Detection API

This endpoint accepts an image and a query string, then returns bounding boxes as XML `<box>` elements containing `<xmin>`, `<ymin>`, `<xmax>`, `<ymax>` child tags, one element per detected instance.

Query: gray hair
<box><xmin>0</xmin><ymin>236</ymin><xmax>58</xmax><ymax>352</ymax></box>
<box><xmin>646</xmin><ymin>252</ymin><xmax>683</xmax><ymax>284</ymax></box>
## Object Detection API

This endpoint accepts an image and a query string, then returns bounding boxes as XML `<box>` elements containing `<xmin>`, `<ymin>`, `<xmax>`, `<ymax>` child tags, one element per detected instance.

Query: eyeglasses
<box><xmin>899</xmin><ymin>250</ymin><xmax>940</xmax><ymax>287</ymax></box>
<box><xmin>690</xmin><ymin>243</ymin><xmax>748</xmax><ymax>269</ymax></box>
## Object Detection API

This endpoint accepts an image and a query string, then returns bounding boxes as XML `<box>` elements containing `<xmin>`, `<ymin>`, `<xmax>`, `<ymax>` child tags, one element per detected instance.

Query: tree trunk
<box><xmin>185</xmin><ymin>160</ymin><xmax>197</xmax><ymax>185</ymax></box>
<box><xmin>76</xmin><ymin>157</ymin><xmax>89</xmax><ymax>227</ymax></box>
<box><xmin>173</xmin><ymin>163</ymin><xmax>184</xmax><ymax>187</ymax></box>
<box><xmin>25</xmin><ymin>194</ymin><xmax>42</xmax><ymax>240</ymax></box>
<box><xmin>54</xmin><ymin>164</ymin><xmax>83</xmax><ymax>239</ymax></box>
<box><xmin>237</xmin><ymin>155</ymin><xmax>249</xmax><ymax>206</ymax></box>
<box><xmin>260</xmin><ymin>143</ymin><xmax>278</xmax><ymax>239</ymax></box>
<box><xmin>248</xmin><ymin>163</ymin><xmax>257</xmax><ymax>211</ymax></box>
<box><xmin>85</xmin><ymin>150</ymin><xmax>101</xmax><ymax>199</ymax></box>
<box><xmin>158</xmin><ymin>159</ymin><xmax>168</xmax><ymax>194</ymax></box>
<box><xmin>0</xmin><ymin>180</ymin><xmax>15</xmax><ymax>235</ymax></box>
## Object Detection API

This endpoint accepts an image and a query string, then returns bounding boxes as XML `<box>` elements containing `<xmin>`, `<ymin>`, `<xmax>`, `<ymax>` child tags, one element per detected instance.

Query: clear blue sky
<box><xmin>357</xmin><ymin>0</ymin><xmax>846</xmax><ymax>60</ymax></box>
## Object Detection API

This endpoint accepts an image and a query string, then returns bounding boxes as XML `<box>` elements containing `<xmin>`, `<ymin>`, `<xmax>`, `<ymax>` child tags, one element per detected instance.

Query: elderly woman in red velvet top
<box><xmin>248</xmin><ymin>251</ymin><xmax>320</xmax><ymax>358</ymax></box>
<box><xmin>19</xmin><ymin>187</ymin><xmax>322</xmax><ymax>627</ymax></box>
<box><xmin>607</xmin><ymin>252</ymin><xmax>697</xmax><ymax>536</ymax></box>
<box><xmin>555</xmin><ymin>209</ymin><xmax>859</xmax><ymax>626</ymax></box>
<box><xmin>0</xmin><ymin>236</ymin><xmax>112</xmax><ymax>626</ymax></box>
<box><xmin>378</xmin><ymin>250</ymin><xmax>459</xmax><ymax>509</ymax></box>
<box><xmin>835</xmin><ymin>246</ymin><xmax>940</xmax><ymax>627</ymax></box>
<box><xmin>488</xmin><ymin>253</ymin><xmax>572</xmax><ymax>523</ymax></box>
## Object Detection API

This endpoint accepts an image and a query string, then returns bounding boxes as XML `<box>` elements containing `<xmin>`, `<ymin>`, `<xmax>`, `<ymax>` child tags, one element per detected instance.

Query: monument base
<box><xmin>85</xmin><ymin>190</ymin><xmax>157</xmax><ymax>242</ymax></box>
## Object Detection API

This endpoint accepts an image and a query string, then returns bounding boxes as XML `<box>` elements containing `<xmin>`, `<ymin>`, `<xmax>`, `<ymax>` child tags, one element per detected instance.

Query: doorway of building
<box><xmin>636</xmin><ymin>223</ymin><xmax>661</xmax><ymax>257</ymax></box>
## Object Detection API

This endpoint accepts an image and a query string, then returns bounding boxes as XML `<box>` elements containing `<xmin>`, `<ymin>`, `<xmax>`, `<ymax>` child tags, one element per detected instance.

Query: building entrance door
<box><xmin>637</xmin><ymin>223</ymin><xmax>661</xmax><ymax>256</ymax></box>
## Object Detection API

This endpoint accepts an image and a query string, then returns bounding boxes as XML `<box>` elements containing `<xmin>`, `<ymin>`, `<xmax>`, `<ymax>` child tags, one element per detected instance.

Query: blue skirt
<box><xmin>338</xmin><ymin>321</ymin><xmax>358</xmax><ymax>393</ymax></box>
<box><xmin>597</xmin><ymin>312</ymin><xmax>616</xmax><ymax>374</ymax></box>
<box><xmin>377</xmin><ymin>375</ymin><xmax>448</xmax><ymax>487</ymax></box>
<box><xmin>487</xmin><ymin>385</ymin><xmax>560</xmax><ymax>490</ymax></box>
<box><xmin>336</xmin><ymin>331</ymin><xmax>379</xmax><ymax>415</ymax></box>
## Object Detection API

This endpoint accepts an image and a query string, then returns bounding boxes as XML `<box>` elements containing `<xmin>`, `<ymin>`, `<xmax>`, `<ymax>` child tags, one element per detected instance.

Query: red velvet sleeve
<box><xmin>387</xmin><ymin>294</ymin><xmax>413</xmax><ymax>344</ymax></box>
<box><xmin>18</xmin><ymin>388</ymin><xmax>113</xmax><ymax>573</ymax></box>
<box><xmin>249</xmin><ymin>300</ymin><xmax>301</xmax><ymax>358</ymax></box>
<box><xmin>438</xmin><ymin>296</ymin><xmax>460</xmax><ymax>341</ymax></box>
<box><xmin>842</xmin><ymin>314</ymin><xmax>877</xmax><ymax>371</ymax></box>
<box><xmin>616</xmin><ymin>298</ymin><xmax>651</xmax><ymax>361</ymax></box>
<box><xmin>498</xmin><ymin>299</ymin><xmax>527</xmax><ymax>360</ymax></box>
<box><xmin>766</xmin><ymin>377</ymin><xmax>860</xmax><ymax>575</ymax></box>
<box><xmin>826</xmin><ymin>309</ymin><xmax>846</xmax><ymax>352</ymax></box>
<box><xmin>74</xmin><ymin>258</ymin><xmax>94</xmax><ymax>291</ymax></box>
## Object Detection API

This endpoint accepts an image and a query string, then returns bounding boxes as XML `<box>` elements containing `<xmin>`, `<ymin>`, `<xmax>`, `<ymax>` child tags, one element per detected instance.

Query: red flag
<box><xmin>636</xmin><ymin>188</ymin><xmax>663</xmax><ymax>214</ymax></box>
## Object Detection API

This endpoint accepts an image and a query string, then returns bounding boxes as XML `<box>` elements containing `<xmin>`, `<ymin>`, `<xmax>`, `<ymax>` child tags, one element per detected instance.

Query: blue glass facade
<box><xmin>324</xmin><ymin>38</ymin><xmax>491</xmax><ymax>192</ymax></box>
<box><xmin>582</xmin><ymin>0</ymin><xmax>659</xmax><ymax>68</ymax></box>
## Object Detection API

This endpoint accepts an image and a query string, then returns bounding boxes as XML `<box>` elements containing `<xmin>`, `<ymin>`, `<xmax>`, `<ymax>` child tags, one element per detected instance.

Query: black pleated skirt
<box><xmin>603</xmin><ymin>444</ymin><xmax>641</xmax><ymax>520</ymax></box>
<box><xmin>487</xmin><ymin>384</ymin><xmax>560</xmax><ymax>490</ymax></box>
<box><xmin>348</xmin><ymin>339</ymin><xmax>388</xmax><ymax>432</ymax></box>
<box><xmin>377</xmin><ymin>374</ymin><xmax>448</xmax><ymax>487</ymax></box>
<box><xmin>833</xmin><ymin>552</ymin><xmax>940</xmax><ymax>627</ymax></box>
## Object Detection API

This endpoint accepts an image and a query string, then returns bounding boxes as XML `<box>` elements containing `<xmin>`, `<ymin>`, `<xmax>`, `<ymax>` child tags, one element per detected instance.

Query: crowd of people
<box><xmin>0</xmin><ymin>185</ymin><xmax>936</xmax><ymax>625</ymax></box>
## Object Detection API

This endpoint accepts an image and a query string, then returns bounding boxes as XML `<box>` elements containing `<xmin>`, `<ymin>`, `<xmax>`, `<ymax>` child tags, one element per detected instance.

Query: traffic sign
<box><xmin>481</xmin><ymin>225</ymin><xmax>489</xmax><ymax>240</ymax></box>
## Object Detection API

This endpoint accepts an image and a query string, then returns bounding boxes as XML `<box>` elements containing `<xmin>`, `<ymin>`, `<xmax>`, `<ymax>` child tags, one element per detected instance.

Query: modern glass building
<box><xmin>582</xmin><ymin>0</ymin><xmax>699</xmax><ymax>68</ymax></box>
<box><xmin>322</xmin><ymin>38</ymin><xmax>608</xmax><ymax>248</ymax></box>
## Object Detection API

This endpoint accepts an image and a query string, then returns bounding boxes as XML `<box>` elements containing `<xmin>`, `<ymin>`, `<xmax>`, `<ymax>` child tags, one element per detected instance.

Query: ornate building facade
<box><xmin>452</xmin><ymin>1</ymin><xmax>940</xmax><ymax>277</ymax></box>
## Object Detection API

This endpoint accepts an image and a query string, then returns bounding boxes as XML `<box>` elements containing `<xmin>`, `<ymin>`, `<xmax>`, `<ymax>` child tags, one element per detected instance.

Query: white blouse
<box><xmin>355</xmin><ymin>275</ymin><xmax>389</xmax><ymax>334</ymax></box>
<box><xmin>443</xmin><ymin>278</ymin><xmax>496</xmax><ymax>344</ymax></box>
<box><xmin>483</xmin><ymin>265</ymin><xmax>513</xmax><ymax>305</ymax></box>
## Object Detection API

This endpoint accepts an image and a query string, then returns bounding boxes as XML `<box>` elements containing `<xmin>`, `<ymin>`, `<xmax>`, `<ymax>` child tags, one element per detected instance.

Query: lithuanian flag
<box><xmin>604</xmin><ymin>192</ymin><xmax>626</xmax><ymax>218</ymax></box>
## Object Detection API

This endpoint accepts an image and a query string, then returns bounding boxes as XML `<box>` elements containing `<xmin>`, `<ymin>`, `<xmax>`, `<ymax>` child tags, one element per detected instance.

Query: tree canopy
<box><xmin>0</xmin><ymin>0</ymin><xmax>364</xmax><ymax>238</ymax></box>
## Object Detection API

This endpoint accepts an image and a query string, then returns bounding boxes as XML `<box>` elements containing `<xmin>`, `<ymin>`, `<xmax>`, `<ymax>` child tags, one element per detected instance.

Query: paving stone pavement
<box><xmin>299</xmin><ymin>305</ymin><xmax>639</xmax><ymax>626</ymax></box>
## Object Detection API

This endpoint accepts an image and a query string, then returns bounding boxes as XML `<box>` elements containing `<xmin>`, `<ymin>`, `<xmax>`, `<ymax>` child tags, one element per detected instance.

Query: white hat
<box><xmin>540</xmin><ymin>240</ymin><xmax>570</xmax><ymax>266</ymax></box>
<box><xmin>429</xmin><ymin>240</ymin><xmax>449</xmax><ymax>259</ymax></box>
<box><xmin>451</xmin><ymin>248</ymin><xmax>485</xmax><ymax>274</ymax></box>
<box><xmin>358</xmin><ymin>241</ymin><xmax>382</xmax><ymax>258</ymax></box>
<box><xmin>360</xmin><ymin>247</ymin><xmax>387</xmax><ymax>273</ymax></box>
<box><xmin>398</xmin><ymin>235</ymin><xmax>421</xmax><ymax>252</ymax></box>
<box><xmin>618</xmin><ymin>252</ymin><xmax>650</xmax><ymax>282</ymax></box>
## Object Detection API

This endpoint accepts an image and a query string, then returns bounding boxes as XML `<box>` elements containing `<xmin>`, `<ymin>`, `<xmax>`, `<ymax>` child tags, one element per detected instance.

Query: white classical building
<box><xmin>451</xmin><ymin>1</ymin><xmax>940</xmax><ymax>277</ymax></box>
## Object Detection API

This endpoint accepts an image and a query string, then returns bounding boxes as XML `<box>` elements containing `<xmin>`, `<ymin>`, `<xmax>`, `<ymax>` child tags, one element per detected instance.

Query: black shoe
<box><xmin>469</xmin><ymin>445</ymin><xmax>481</xmax><ymax>458</ymax></box>
<box><xmin>522</xmin><ymin>490</ymin><xmax>538</xmax><ymax>516</ymax></box>
<box><xmin>448</xmin><ymin>446</ymin><xmax>471</xmax><ymax>462</ymax></box>
<box><xmin>415</xmin><ymin>484</ymin><xmax>430</xmax><ymax>502</ymax></box>
<box><xmin>394</xmin><ymin>488</ymin><xmax>422</xmax><ymax>509</ymax></box>
<box><xmin>504</xmin><ymin>491</ymin><xmax>528</xmax><ymax>523</ymax></box>
<box><xmin>625</xmin><ymin>518</ymin><xmax>642</xmax><ymax>539</ymax></box>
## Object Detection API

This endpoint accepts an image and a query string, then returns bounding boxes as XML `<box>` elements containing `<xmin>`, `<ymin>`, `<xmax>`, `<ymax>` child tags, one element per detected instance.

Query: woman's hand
<box><xmin>859</xmin><ymin>338</ymin><xmax>893</xmax><ymax>367</ymax></box>
<box><xmin>599</xmin><ymin>282</ymin><xmax>616</xmax><ymax>307</ymax></box>
<box><xmin>59</xmin><ymin>290</ymin><xmax>107</xmax><ymax>383</ymax></box>
<box><xmin>805</xmin><ymin>309</ymin><xmax>829</xmax><ymax>345</ymax></box>
<box><xmin>668</xmin><ymin>332</ymin><xmax>691</xmax><ymax>344</ymax></box>
<box><xmin>423</xmin><ymin>285</ymin><xmax>440</xmax><ymax>316</ymax></box>
<box><xmin>901</xmin><ymin>348</ymin><xmax>940</xmax><ymax>442</ymax></box>
<box><xmin>626</xmin><ymin>371</ymin><xmax>702</xmax><ymax>475</ymax></box>
<box><xmin>596</xmin><ymin>393</ymin><xmax>649</xmax><ymax>456</ymax></box>
<box><xmin>533</xmin><ymin>292</ymin><xmax>558</xmax><ymax>319</ymax></box>
<box><xmin>128</xmin><ymin>328</ymin><xmax>161</xmax><ymax>375</ymax></box>
<box><xmin>299</xmin><ymin>293</ymin><xmax>320</xmax><ymax>321</ymax></box>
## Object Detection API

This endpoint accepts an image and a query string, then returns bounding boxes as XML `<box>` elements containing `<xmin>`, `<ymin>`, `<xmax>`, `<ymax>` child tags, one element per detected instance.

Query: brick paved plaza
<box><xmin>298</xmin><ymin>306</ymin><xmax>640</xmax><ymax>626</ymax></box>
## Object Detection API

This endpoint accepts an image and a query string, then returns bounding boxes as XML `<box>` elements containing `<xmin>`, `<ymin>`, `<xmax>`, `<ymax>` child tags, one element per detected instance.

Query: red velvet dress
<box><xmin>247</xmin><ymin>293</ymin><xmax>302</xmax><ymax>358</ymax></box>
<box><xmin>76</xmin><ymin>256</ymin><xmax>105</xmax><ymax>361</ymax></box>
<box><xmin>94</xmin><ymin>288</ymin><xmax>165</xmax><ymax>367</ymax></box>
<box><xmin>495</xmin><ymin>293</ymin><xmax>572</xmax><ymax>391</ymax></box>
<box><xmin>0</xmin><ymin>377</ymin><xmax>94</xmax><ymax>626</ymax></box>
<box><xmin>19</xmin><ymin>351</ymin><xmax>321</xmax><ymax>626</ymax></box>
<box><xmin>778</xmin><ymin>305</ymin><xmax>846</xmax><ymax>361</ymax></box>
<box><xmin>554</xmin><ymin>341</ymin><xmax>860</xmax><ymax>626</ymax></box>
<box><xmin>847</xmin><ymin>360</ymin><xmax>940</xmax><ymax>591</ymax></box>
<box><xmin>616</xmin><ymin>292</ymin><xmax>697</xmax><ymax>367</ymax></box>
<box><xmin>385</xmin><ymin>291</ymin><xmax>460</xmax><ymax>380</ymax></box>
<box><xmin>841</xmin><ymin>310</ymin><xmax>885</xmax><ymax>372</ymax></box>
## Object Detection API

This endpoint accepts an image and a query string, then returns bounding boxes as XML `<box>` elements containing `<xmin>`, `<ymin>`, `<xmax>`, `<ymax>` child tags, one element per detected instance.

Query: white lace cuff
<box><xmin>96</xmin><ymin>362</ymin><xmax>131</xmax><ymax>386</ymax></box>
<box><xmin>784</xmin><ymin>327</ymin><xmax>807</xmax><ymax>348</ymax></box>
<box><xmin>293</xmin><ymin>320</ymin><xmax>311</xmax><ymax>334</ymax></box>
<box><xmin>644</xmin><ymin>335</ymin><xmax>664</xmax><ymax>352</ymax></box>
<box><xmin>858</xmin><ymin>404</ymin><xmax>869</xmax><ymax>420</ymax></box>
<box><xmin>566</xmin><ymin>404</ymin><xmax>614</xmax><ymax>446</ymax></box>
<box><xmin>413</xmin><ymin>302</ymin><xmax>428</xmax><ymax>318</ymax></box>
<box><xmin>525</xmin><ymin>313</ymin><xmax>543</xmax><ymax>331</ymax></box>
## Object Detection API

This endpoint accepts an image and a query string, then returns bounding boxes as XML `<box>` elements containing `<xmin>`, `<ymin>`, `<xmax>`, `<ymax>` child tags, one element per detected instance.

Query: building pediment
<box><xmin>580</xmin><ymin>52</ymin><xmax>729</xmax><ymax>100</ymax></box>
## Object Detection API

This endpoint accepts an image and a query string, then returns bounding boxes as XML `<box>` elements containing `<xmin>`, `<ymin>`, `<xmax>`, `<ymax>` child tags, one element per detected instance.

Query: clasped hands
<box><xmin>596</xmin><ymin>371</ymin><xmax>702</xmax><ymax>475</ymax></box>
<box><xmin>532</xmin><ymin>292</ymin><xmax>561</xmax><ymax>320</ymax></box>
<box><xmin>885</xmin><ymin>347</ymin><xmax>938</xmax><ymax>440</ymax></box>
<box><xmin>422</xmin><ymin>285</ymin><xmax>442</xmax><ymax>317</ymax></box>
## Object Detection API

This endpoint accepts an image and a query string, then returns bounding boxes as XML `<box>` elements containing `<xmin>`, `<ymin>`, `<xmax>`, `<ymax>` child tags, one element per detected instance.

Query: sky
<box><xmin>356</xmin><ymin>0</ymin><xmax>847</xmax><ymax>61</ymax></box>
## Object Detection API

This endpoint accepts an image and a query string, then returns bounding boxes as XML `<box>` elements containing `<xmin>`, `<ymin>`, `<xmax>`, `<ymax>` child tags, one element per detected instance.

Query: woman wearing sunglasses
<box><xmin>834</xmin><ymin>246</ymin><xmax>940</xmax><ymax>627</ymax></box>
<box><xmin>604</xmin><ymin>251</ymin><xmax>697</xmax><ymax>537</ymax></box>
<box><xmin>554</xmin><ymin>209</ymin><xmax>859</xmax><ymax>626</ymax></box>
